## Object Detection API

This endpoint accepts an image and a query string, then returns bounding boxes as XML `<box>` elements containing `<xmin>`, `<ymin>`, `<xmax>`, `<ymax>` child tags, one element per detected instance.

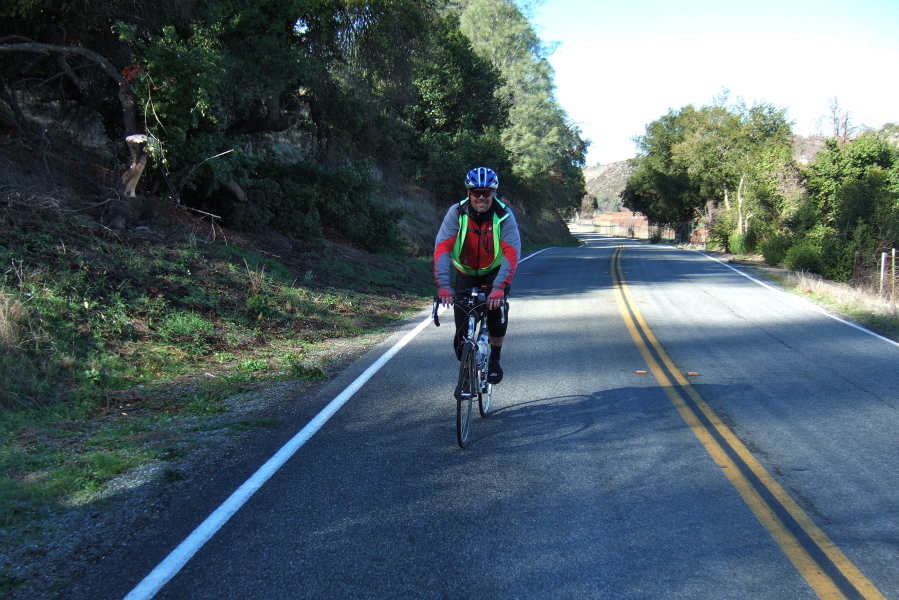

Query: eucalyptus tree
<box><xmin>673</xmin><ymin>98</ymin><xmax>793</xmax><ymax>245</ymax></box>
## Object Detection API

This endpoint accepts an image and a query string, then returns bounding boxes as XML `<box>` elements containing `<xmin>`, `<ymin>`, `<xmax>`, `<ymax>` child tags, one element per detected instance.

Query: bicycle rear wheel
<box><xmin>456</xmin><ymin>345</ymin><xmax>476</xmax><ymax>448</ymax></box>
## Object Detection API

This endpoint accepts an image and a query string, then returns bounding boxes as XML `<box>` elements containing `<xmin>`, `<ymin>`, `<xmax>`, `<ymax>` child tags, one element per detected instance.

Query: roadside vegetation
<box><xmin>738</xmin><ymin>261</ymin><xmax>899</xmax><ymax>342</ymax></box>
<box><xmin>620</xmin><ymin>93</ymin><xmax>899</xmax><ymax>321</ymax></box>
<box><xmin>0</xmin><ymin>169</ymin><xmax>437</xmax><ymax>593</ymax></box>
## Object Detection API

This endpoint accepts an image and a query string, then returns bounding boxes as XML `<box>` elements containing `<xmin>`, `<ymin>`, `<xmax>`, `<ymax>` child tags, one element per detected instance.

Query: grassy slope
<box><xmin>0</xmin><ymin>189</ymin><xmax>436</xmax><ymax>592</ymax></box>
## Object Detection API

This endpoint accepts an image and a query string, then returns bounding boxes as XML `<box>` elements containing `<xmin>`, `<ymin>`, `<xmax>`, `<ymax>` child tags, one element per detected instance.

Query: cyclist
<box><xmin>434</xmin><ymin>166</ymin><xmax>521</xmax><ymax>386</ymax></box>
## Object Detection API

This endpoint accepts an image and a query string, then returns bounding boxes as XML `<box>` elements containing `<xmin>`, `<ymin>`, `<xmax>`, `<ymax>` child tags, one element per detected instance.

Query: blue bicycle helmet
<box><xmin>464</xmin><ymin>167</ymin><xmax>499</xmax><ymax>190</ymax></box>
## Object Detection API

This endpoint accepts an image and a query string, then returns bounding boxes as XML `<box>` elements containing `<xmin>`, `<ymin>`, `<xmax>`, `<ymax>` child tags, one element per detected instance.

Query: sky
<box><xmin>529</xmin><ymin>0</ymin><xmax>899</xmax><ymax>166</ymax></box>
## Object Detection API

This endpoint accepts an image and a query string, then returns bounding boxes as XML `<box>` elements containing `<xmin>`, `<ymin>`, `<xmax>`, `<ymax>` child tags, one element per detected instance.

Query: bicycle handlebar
<box><xmin>432</xmin><ymin>297</ymin><xmax>441</xmax><ymax>327</ymax></box>
<box><xmin>432</xmin><ymin>288</ymin><xmax>505</xmax><ymax>327</ymax></box>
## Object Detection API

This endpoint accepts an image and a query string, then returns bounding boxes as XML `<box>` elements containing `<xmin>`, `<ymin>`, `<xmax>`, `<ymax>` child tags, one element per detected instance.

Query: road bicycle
<box><xmin>433</xmin><ymin>288</ymin><xmax>501</xmax><ymax>448</ymax></box>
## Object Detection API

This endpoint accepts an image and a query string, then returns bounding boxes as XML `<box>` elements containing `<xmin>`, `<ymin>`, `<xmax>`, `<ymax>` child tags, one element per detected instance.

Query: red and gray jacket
<box><xmin>434</xmin><ymin>198</ymin><xmax>521</xmax><ymax>291</ymax></box>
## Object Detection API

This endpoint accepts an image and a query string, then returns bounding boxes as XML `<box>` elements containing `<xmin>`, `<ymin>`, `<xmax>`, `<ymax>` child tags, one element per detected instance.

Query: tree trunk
<box><xmin>121</xmin><ymin>135</ymin><xmax>148</xmax><ymax>198</ymax></box>
<box><xmin>222</xmin><ymin>180</ymin><xmax>248</xmax><ymax>202</ymax></box>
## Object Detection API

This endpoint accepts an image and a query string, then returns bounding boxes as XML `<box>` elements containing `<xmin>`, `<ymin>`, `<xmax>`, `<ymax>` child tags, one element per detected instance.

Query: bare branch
<box><xmin>0</xmin><ymin>42</ymin><xmax>137</xmax><ymax>134</ymax></box>
<box><xmin>1</xmin><ymin>41</ymin><xmax>145</xmax><ymax>197</ymax></box>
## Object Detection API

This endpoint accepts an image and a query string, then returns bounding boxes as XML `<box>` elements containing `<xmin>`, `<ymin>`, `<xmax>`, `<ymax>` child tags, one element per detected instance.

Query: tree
<box><xmin>818</xmin><ymin>96</ymin><xmax>867</xmax><ymax>146</ymax></box>
<box><xmin>0</xmin><ymin>41</ymin><xmax>148</xmax><ymax>196</ymax></box>
<box><xmin>2</xmin><ymin>0</ymin><xmax>581</xmax><ymax>248</ymax></box>
<box><xmin>406</xmin><ymin>14</ymin><xmax>510</xmax><ymax>199</ymax></box>
<box><xmin>785</xmin><ymin>131</ymin><xmax>899</xmax><ymax>280</ymax></box>
<box><xmin>805</xmin><ymin>134</ymin><xmax>897</xmax><ymax>230</ymax></box>
<box><xmin>457</xmin><ymin>0</ymin><xmax>586</xmax><ymax>209</ymax></box>
<box><xmin>622</xmin><ymin>108</ymin><xmax>701</xmax><ymax>237</ymax></box>
<box><xmin>622</xmin><ymin>96</ymin><xmax>794</xmax><ymax>248</ymax></box>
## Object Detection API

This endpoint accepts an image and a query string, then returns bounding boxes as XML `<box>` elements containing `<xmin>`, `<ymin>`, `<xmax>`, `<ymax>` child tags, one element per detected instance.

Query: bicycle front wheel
<box><xmin>456</xmin><ymin>345</ymin><xmax>476</xmax><ymax>448</ymax></box>
<box><xmin>479</xmin><ymin>382</ymin><xmax>492</xmax><ymax>417</ymax></box>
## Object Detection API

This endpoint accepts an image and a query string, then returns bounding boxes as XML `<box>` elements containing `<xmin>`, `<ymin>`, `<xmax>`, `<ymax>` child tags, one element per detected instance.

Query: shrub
<box><xmin>728</xmin><ymin>232</ymin><xmax>747</xmax><ymax>254</ymax></box>
<box><xmin>818</xmin><ymin>237</ymin><xmax>854</xmax><ymax>282</ymax></box>
<box><xmin>785</xmin><ymin>244</ymin><xmax>821</xmax><ymax>273</ymax></box>
<box><xmin>224</xmin><ymin>160</ymin><xmax>401</xmax><ymax>252</ymax></box>
<box><xmin>707</xmin><ymin>211</ymin><xmax>736</xmax><ymax>251</ymax></box>
<box><xmin>760</xmin><ymin>235</ymin><xmax>790</xmax><ymax>266</ymax></box>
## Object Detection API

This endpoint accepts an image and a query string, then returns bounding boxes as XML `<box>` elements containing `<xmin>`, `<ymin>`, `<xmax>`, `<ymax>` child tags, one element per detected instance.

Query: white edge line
<box><xmin>126</xmin><ymin>245</ymin><xmax>552</xmax><ymax>599</ymax></box>
<box><xmin>123</xmin><ymin>315</ymin><xmax>434</xmax><ymax>600</ymax></box>
<box><xmin>521</xmin><ymin>247</ymin><xmax>550</xmax><ymax>262</ymax></box>
<box><xmin>700</xmin><ymin>252</ymin><xmax>899</xmax><ymax>349</ymax></box>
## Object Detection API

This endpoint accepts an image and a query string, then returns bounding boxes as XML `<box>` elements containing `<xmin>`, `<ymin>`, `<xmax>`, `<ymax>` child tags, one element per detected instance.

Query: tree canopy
<box><xmin>621</xmin><ymin>93</ymin><xmax>899</xmax><ymax>282</ymax></box>
<box><xmin>622</xmin><ymin>95</ymin><xmax>795</xmax><ymax>248</ymax></box>
<box><xmin>0</xmin><ymin>0</ymin><xmax>587</xmax><ymax>250</ymax></box>
<box><xmin>459</xmin><ymin>0</ymin><xmax>587</xmax><ymax>209</ymax></box>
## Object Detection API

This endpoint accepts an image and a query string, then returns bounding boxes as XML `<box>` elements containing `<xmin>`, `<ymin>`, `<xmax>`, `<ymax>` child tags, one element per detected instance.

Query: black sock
<box><xmin>490</xmin><ymin>344</ymin><xmax>502</xmax><ymax>362</ymax></box>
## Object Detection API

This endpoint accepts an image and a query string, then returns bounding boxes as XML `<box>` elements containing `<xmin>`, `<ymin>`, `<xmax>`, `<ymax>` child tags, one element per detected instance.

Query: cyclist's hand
<box><xmin>437</xmin><ymin>286</ymin><xmax>454</xmax><ymax>308</ymax></box>
<box><xmin>487</xmin><ymin>288</ymin><xmax>504</xmax><ymax>310</ymax></box>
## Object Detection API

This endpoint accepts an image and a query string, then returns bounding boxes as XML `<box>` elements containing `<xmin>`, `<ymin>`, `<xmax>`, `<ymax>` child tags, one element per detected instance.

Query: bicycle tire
<box><xmin>479</xmin><ymin>382</ymin><xmax>492</xmax><ymax>417</ymax></box>
<box><xmin>478</xmin><ymin>340</ymin><xmax>492</xmax><ymax>417</ymax></box>
<box><xmin>456</xmin><ymin>344</ymin><xmax>475</xmax><ymax>448</ymax></box>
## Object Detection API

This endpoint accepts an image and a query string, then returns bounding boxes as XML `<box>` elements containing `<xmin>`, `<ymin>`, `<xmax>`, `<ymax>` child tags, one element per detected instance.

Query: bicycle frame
<box><xmin>432</xmin><ymin>287</ymin><xmax>491</xmax><ymax>371</ymax></box>
<box><xmin>433</xmin><ymin>287</ymin><xmax>503</xmax><ymax>447</ymax></box>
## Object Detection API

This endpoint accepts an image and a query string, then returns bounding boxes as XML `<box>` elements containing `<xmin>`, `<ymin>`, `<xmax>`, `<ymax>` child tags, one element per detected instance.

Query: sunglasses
<box><xmin>469</xmin><ymin>189</ymin><xmax>494</xmax><ymax>199</ymax></box>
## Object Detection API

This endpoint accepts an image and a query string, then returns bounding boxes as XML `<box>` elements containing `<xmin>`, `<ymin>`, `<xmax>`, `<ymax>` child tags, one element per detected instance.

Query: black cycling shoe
<box><xmin>487</xmin><ymin>360</ymin><xmax>503</xmax><ymax>384</ymax></box>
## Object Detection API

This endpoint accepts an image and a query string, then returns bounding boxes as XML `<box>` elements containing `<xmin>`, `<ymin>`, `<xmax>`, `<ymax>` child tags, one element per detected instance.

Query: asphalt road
<box><xmin>63</xmin><ymin>234</ymin><xmax>899</xmax><ymax>600</ymax></box>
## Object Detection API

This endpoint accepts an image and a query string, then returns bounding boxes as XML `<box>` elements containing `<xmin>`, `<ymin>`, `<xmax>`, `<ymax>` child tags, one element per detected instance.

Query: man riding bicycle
<box><xmin>434</xmin><ymin>166</ymin><xmax>522</xmax><ymax>385</ymax></box>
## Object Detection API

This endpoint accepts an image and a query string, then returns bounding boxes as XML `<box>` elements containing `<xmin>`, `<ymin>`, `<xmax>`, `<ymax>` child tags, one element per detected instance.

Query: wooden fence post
<box><xmin>892</xmin><ymin>248</ymin><xmax>896</xmax><ymax>302</ymax></box>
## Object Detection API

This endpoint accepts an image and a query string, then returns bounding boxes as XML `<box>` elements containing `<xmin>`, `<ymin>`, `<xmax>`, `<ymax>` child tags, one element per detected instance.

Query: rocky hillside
<box><xmin>792</xmin><ymin>135</ymin><xmax>827</xmax><ymax>166</ymax></box>
<box><xmin>580</xmin><ymin>160</ymin><xmax>636</xmax><ymax>214</ymax></box>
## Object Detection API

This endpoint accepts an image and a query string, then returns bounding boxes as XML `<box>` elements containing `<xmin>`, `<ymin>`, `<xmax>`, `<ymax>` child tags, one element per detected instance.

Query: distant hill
<box><xmin>792</xmin><ymin>135</ymin><xmax>827</xmax><ymax>166</ymax></box>
<box><xmin>581</xmin><ymin>160</ymin><xmax>636</xmax><ymax>213</ymax></box>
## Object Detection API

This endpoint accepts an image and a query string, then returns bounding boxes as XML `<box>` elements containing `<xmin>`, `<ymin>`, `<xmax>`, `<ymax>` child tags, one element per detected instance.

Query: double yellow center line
<box><xmin>610</xmin><ymin>245</ymin><xmax>884</xmax><ymax>600</ymax></box>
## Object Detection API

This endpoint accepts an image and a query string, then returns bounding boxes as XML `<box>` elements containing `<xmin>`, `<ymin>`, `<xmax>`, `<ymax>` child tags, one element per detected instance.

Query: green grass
<box><xmin>0</xmin><ymin>189</ymin><xmax>435</xmax><ymax>559</ymax></box>
<box><xmin>1</xmin><ymin>427</ymin><xmax>150</xmax><ymax>528</ymax></box>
